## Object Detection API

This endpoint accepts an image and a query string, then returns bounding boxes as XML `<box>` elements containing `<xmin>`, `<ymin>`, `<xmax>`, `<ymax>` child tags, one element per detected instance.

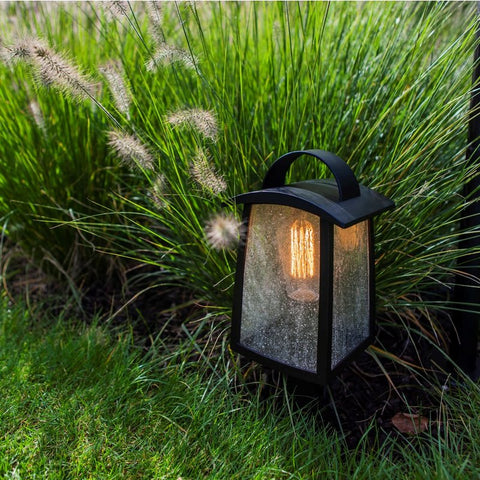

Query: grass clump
<box><xmin>0</xmin><ymin>3</ymin><xmax>478</xmax><ymax>316</ymax></box>
<box><xmin>0</xmin><ymin>3</ymin><xmax>140</xmax><ymax>287</ymax></box>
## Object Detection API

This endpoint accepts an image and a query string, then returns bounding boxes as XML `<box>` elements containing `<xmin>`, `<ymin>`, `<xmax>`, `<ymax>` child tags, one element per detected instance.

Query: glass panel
<box><xmin>239</xmin><ymin>204</ymin><xmax>320</xmax><ymax>373</ymax></box>
<box><xmin>331</xmin><ymin>220</ymin><xmax>370</xmax><ymax>368</ymax></box>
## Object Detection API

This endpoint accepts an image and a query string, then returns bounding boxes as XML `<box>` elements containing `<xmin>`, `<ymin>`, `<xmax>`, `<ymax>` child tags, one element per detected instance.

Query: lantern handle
<box><xmin>262</xmin><ymin>149</ymin><xmax>361</xmax><ymax>201</ymax></box>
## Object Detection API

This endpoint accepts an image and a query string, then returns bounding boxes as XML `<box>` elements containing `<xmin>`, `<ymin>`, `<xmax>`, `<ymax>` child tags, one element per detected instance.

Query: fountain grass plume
<box><xmin>205</xmin><ymin>213</ymin><xmax>244</xmax><ymax>251</ymax></box>
<box><xmin>150</xmin><ymin>173</ymin><xmax>168</xmax><ymax>208</ymax></box>
<box><xmin>28</xmin><ymin>100</ymin><xmax>46</xmax><ymax>132</ymax></box>
<box><xmin>107</xmin><ymin>129</ymin><xmax>155</xmax><ymax>170</ymax></box>
<box><xmin>190</xmin><ymin>148</ymin><xmax>227</xmax><ymax>196</ymax></box>
<box><xmin>99</xmin><ymin>60</ymin><xmax>131</xmax><ymax>118</ymax></box>
<box><xmin>146</xmin><ymin>42</ymin><xmax>197</xmax><ymax>71</ymax></box>
<box><xmin>166</xmin><ymin>108</ymin><xmax>218</xmax><ymax>141</ymax></box>
<box><xmin>104</xmin><ymin>1</ymin><xmax>130</xmax><ymax>21</ymax></box>
<box><xmin>4</xmin><ymin>37</ymin><xmax>97</xmax><ymax>101</ymax></box>
<box><xmin>145</xmin><ymin>0</ymin><xmax>164</xmax><ymax>45</ymax></box>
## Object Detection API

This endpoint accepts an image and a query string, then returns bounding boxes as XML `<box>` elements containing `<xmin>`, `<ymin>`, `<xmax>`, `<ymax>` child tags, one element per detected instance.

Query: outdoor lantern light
<box><xmin>231</xmin><ymin>149</ymin><xmax>395</xmax><ymax>385</ymax></box>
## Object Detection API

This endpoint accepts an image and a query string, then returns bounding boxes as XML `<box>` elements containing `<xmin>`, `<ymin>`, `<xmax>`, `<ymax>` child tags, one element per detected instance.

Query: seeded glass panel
<box><xmin>331</xmin><ymin>221</ymin><xmax>370</xmax><ymax>368</ymax></box>
<box><xmin>240</xmin><ymin>204</ymin><xmax>320</xmax><ymax>372</ymax></box>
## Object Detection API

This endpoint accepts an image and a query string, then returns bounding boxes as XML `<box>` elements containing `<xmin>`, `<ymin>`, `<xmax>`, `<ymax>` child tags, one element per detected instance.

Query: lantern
<box><xmin>231</xmin><ymin>150</ymin><xmax>394</xmax><ymax>385</ymax></box>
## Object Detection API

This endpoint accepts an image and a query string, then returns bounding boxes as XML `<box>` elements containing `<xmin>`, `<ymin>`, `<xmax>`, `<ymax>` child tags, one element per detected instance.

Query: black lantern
<box><xmin>231</xmin><ymin>150</ymin><xmax>395</xmax><ymax>385</ymax></box>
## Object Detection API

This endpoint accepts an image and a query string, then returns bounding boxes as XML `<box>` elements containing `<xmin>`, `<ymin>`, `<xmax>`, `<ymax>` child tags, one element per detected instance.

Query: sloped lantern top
<box><xmin>234</xmin><ymin>149</ymin><xmax>395</xmax><ymax>228</ymax></box>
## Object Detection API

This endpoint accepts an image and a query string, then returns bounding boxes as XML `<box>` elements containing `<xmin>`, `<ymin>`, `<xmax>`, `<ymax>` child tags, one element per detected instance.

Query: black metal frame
<box><xmin>231</xmin><ymin>150</ymin><xmax>393</xmax><ymax>385</ymax></box>
<box><xmin>317</xmin><ymin>219</ymin><xmax>333</xmax><ymax>385</ymax></box>
<box><xmin>230</xmin><ymin>210</ymin><xmax>330</xmax><ymax>384</ymax></box>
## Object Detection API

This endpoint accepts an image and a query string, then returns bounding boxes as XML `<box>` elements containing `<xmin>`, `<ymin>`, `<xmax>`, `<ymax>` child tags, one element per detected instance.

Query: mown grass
<box><xmin>0</xmin><ymin>300</ymin><xmax>479</xmax><ymax>479</ymax></box>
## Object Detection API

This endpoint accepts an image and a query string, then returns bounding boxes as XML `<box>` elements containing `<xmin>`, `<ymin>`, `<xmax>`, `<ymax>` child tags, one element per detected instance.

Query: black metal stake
<box><xmin>451</xmin><ymin>3</ymin><xmax>480</xmax><ymax>378</ymax></box>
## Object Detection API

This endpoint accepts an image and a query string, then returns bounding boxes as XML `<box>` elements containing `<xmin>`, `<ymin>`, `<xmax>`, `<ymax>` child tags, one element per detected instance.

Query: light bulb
<box><xmin>290</xmin><ymin>220</ymin><xmax>315</xmax><ymax>279</ymax></box>
<box><xmin>288</xmin><ymin>219</ymin><xmax>319</xmax><ymax>302</ymax></box>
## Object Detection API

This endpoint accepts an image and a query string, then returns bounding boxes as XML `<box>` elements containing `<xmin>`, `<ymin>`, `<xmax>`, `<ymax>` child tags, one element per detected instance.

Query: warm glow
<box><xmin>290</xmin><ymin>219</ymin><xmax>315</xmax><ymax>279</ymax></box>
<box><xmin>335</xmin><ymin>223</ymin><xmax>361</xmax><ymax>251</ymax></box>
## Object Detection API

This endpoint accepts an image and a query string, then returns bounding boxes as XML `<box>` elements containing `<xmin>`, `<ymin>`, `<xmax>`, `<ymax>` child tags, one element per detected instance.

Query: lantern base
<box><xmin>231</xmin><ymin>334</ymin><xmax>375</xmax><ymax>386</ymax></box>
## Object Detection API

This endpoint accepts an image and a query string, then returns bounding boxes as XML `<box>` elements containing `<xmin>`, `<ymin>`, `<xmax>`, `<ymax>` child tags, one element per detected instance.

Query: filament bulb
<box><xmin>290</xmin><ymin>219</ymin><xmax>315</xmax><ymax>279</ymax></box>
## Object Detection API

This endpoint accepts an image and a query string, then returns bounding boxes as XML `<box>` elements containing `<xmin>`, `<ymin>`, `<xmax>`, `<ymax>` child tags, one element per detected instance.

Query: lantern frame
<box><xmin>231</xmin><ymin>149</ymin><xmax>394</xmax><ymax>385</ymax></box>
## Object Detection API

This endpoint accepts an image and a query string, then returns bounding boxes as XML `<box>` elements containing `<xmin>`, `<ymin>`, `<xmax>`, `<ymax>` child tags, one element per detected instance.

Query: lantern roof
<box><xmin>235</xmin><ymin>179</ymin><xmax>394</xmax><ymax>228</ymax></box>
<box><xmin>234</xmin><ymin>149</ymin><xmax>394</xmax><ymax>228</ymax></box>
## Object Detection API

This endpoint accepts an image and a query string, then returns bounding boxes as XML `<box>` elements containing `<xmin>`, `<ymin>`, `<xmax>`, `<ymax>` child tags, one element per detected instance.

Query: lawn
<box><xmin>0</xmin><ymin>300</ymin><xmax>479</xmax><ymax>479</ymax></box>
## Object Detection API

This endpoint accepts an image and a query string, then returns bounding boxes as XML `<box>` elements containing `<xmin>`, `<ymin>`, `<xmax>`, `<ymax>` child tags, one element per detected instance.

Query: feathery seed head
<box><xmin>28</xmin><ymin>100</ymin><xmax>46</xmax><ymax>132</ymax></box>
<box><xmin>166</xmin><ymin>108</ymin><xmax>218</xmax><ymax>141</ymax></box>
<box><xmin>99</xmin><ymin>61</ymin><xmax>131</xmax><ymax>117</ymax></box>
<box><xmin>190</xmin><ymin>148</ymin><xmax>227</xmax><ymax>195</ymax></box>
<box><xmin>32</xmin><ymin>46</ymin><xmax>97</xmax><ymax>100</ymax></box>
<box><xmin>150</xmin><ymin>173</ymin><xmax>168</xmax><ymax>208</ymax></box>
<box><xmin>205</xmin><ymin>213</ymin><xmax>244</xmax><ymax>250</ymax></box>
<box><xmin>7</xmin><ymin>37</ymin><xmax>97</xmax><ymax>101</ymax></box>
<box><xmin>107</xmin><ymin>130</ymin><xmax>155</xmax><ymax>170</ymax></box>
<box><xmin>104</xmin><ymin>1</ymin><xmax>130</xmax><ymax>20</ymax></box>
<box><xmin>146</xmin><ymin>43</ymin><xmax>197</xmax><ymax>71</ymax></box>
<box><xmin>145</xmin><ymin>1</ymin><xmax>164</xmax><ymax>44</ymax></box>
<box><xmin>146</xmin><ymin>1</ymin><xmax>163</xmax><ymax>22</ymax></box>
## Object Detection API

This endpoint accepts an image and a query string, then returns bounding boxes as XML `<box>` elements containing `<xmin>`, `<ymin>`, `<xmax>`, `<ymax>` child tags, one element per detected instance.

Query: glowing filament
<box><xmin>290</xmin><ymin>220</ymin><xmax>315</xmax><ymax>279</ymax></box>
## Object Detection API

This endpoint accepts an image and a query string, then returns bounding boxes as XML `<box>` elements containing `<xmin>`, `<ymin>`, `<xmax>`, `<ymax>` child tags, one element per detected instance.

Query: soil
<box><xmin>233</xmin><ymin>321</ymin><xmax>453</xmax><ymax>450</ymax></box>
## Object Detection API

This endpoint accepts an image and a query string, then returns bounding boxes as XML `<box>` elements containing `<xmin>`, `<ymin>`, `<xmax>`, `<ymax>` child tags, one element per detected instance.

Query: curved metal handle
<box><xmin>262</xmin><ymin>149</ymin><xmax>360</xmax><ymax>201</ymax></box>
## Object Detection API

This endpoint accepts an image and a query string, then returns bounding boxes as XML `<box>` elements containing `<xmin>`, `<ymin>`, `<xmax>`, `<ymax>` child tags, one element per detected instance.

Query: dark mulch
<box><xmin>231</xmin><ymin>321</ymin><xmax>452</xmax><ymax>450</ymax></box>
